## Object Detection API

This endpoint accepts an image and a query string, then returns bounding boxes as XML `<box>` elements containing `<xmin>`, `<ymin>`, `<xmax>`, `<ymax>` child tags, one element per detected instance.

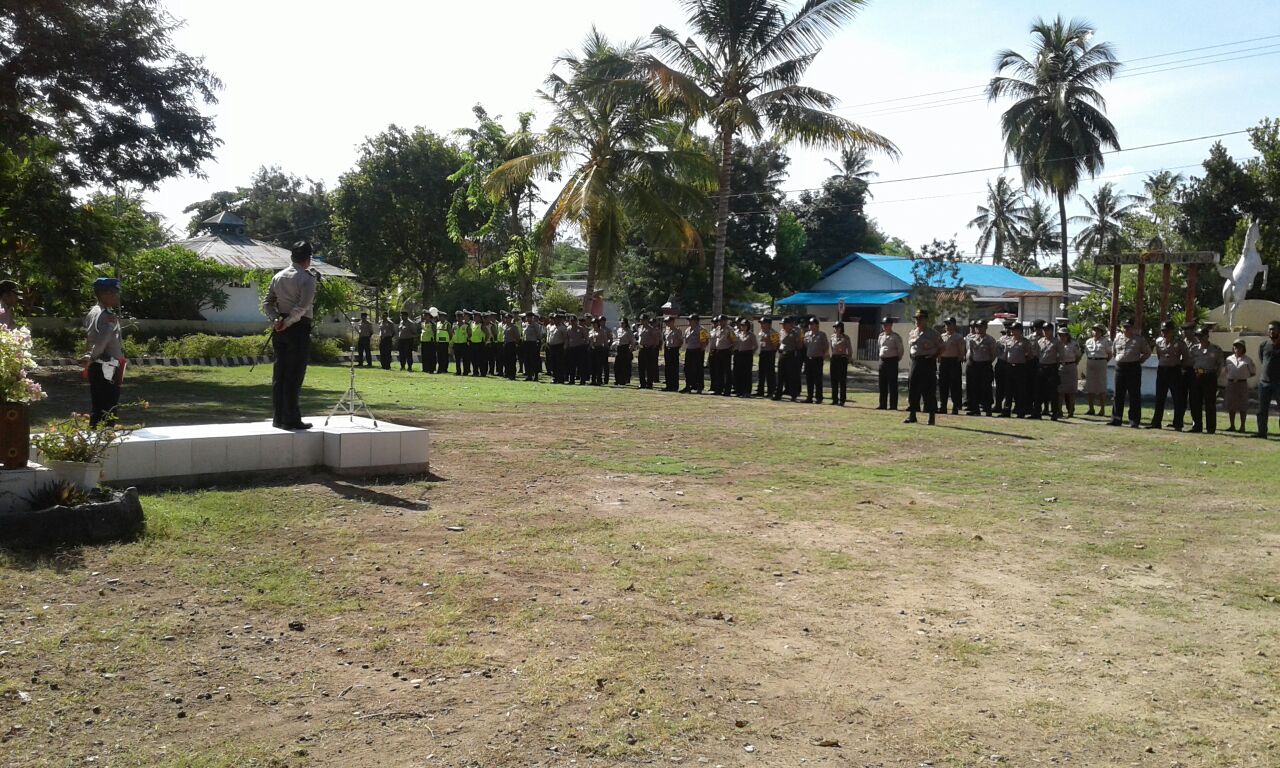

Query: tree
<box><xmin>724</xmin><ymin>140</ymin><xmax>789</xmax><ymax>295</ymax></box>
<box><xmin>535</xmin><ymin>281</ymin><xmax>585</xmax><ymax>316</ymax></box>
<box><xmin>908</xmin><ymin>239</ymin><xmax>975</xmax><ymax>321</ymax></box>
<box><xmin>1242</xmin><ymin>118</ymin><xmax>1280</xmax><ymax>303</ymax></box>
<box><xmin>1013</xmin><ymin>198</ymin><xmax>1062</xmax><ymax>274</ymax></box>
<box><xmin>639</xmin><ymin>0</ymin><xmax>897</xmax><ymax>314</ymax></box>
<box><xmin>483</xmin><ymin>234</ymin><xmax>542</xmax><ymax>311</ymax></box>
<box><xmin>182</xmin><ymin>166</ymin><xmax>335</xmax><ymax>257</ymax></box>
<box><xmin>1070</xmin><ymin>182</ymin><xmax>1145</xmax><ymax>280</ymax></box>
<box><xmin>988</xmin><ymin>16</ymin><xmax>1121</xmax><ymax>308</ymax></box>
<box><xmin>794</xmin><ymin>149</ymin><xmax>888</xmax><ymax>271</ymax></box>
<box><xmin>117</xmin><ymin>245</ymin><xmax>240</xmax><ymax>320</ymax></box>
<box><xmin>332</xmin><ymin>126</ymin><xmax>467</xmax><ymax>305</ymax></box>
<box><xmin>760</xmin><ymin>209</ymin><xmax>818</xmax><ymax>310</ymax></box>
<box><xmin>969</xmin><ymin>176</ymin><xmax>1030</xmax><ymax>266</ymax></box>
<box><xmin>0</xmin><ymin>0</ymin><xmax>221</xmax><ymax>188</ymax></box>
<box><xmin>487</xmin><ymin>30</ymin><xmax>712</xmax><ymax>312</ymax></box>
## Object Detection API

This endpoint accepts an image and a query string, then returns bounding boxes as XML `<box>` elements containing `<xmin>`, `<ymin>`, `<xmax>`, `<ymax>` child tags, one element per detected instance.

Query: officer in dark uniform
<box><xmin>82</xmin><ymin>277</ymin><xmax>125</xmax><ymax>427</ymax></box>
<box><xmin>263</xmin><ymin>241</ymin><xmax>318</xmax><ymax>430</ymax></box>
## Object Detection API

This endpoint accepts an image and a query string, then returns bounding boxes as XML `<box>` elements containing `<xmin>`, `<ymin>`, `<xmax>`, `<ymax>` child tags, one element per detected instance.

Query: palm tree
<box><xmin>486</xmin><ymin>30</ymin><xmax>713</xmax><ymax>312</ymax></box>
<box><xmin>987</xmin><ymin>16</ymin><xmax>1121</xmax><ymax>308</ymax></box>
<box><xmin>1070</xmin><ymin>182</ymin><xmax>1145</xmax><ymax>279</ymax></box>
<box><xmin>448</xmin><ymin>105</ymin><xmax>543</xmax><ymax>262</ymax></box>
<box><xmin>1011</xmin><ymin>198</ymin><xmax>1062</xmax><ymax>274</ymax></box>
<box><xmin>638</xmin><ymin>0</ymin><xmax>897</xmax><ymax>314</ymax></box>
<box><xmin>1143</xmin><ymin>170</ymin><xmax>1185</xmax><ymax>240</ymax></box>
<box><xmin>825</xmin><ymin>147</ymin><xmax>877</xmax><ymax>195</ymax></box>
<box><xmin>968</xmin><ymin>176</ymin><xmax>1030</xmax><ymax>266</ymax></box>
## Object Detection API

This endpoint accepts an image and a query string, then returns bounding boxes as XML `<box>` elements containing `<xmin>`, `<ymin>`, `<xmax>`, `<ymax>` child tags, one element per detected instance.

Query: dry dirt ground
<box><xmin>2</xmin><ymin>368</ymin><xmax>1279</xmax><ymax>767</ymax></box>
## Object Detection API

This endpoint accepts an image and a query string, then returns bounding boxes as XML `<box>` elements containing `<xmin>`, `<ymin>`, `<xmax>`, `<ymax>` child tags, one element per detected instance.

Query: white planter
<box><xmin>43</xmin><ymin>460</ymin><xmax>103</xmax><ymax>493</ymax></box>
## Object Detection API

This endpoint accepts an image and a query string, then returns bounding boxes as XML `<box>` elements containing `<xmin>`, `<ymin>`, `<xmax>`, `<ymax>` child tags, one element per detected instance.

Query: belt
<box><xmin>912</xmin><ymin>355</ymin><xmax>936</xmax><ymax>361</ymax></box>
<box><xmin>1198</xmin><ymin>369</ymin><xmax>1218</xmax><ymax>375</ymax></box>
<box><xmin>879</xmin><ymin>356</ymin><xmax>900</xmax><ymax>361</ymax></box>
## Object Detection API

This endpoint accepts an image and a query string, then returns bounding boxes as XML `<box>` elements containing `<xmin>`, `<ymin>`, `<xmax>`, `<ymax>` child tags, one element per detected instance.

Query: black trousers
<box><xmin>419</xmin><ymin>341</ymin><xmax>435</xmax><ymax>372</ymax></box>
<box><xmin>779</xmin><ymin>351</ymin><xmax>802</xmax><ymax>399</ymax></box>
<box><xmin>1189</xmin><ymin>370</ymin><xmax>1218</xmax><ymax>433</ymax></box>
<box><xmin>756</xmin><ymin>350</ymin><xmax>777</xmax><ymax>397</ymax></box>
<box><xmin>590</xmin><ymin>347</ymin><xmax>609</xmax><ymax>384</ymax></box>
<box><xmin>471</xmin><ymin>343</ymin><xmax>487</xmax><ymax>377</ymax></box>
<box><xmin>683</xmin><ymin>348</ymin><xmax>704</xmax><ymax>392</ymax></box>
<box><xmin>662</xmin><ymin>348</ymin><xmax>680</xmax><ymax>390</ymax></box>
<box><xmin>271</xmin><ymin>319</ymin><xmax>310</xmax><ymax>428</ymax></box>
<box><xmin>1112</xmin><ymin>362</ymin><xmax>1142</xmax><ymax>425</ymax></box>
<box><xmin>710</xmin><ymin>349</ymin><xmax>732</xmax><ymax>394</ymax></box>
<box><xmin>490</xmin><ymin>344</ymin><xmax>501</xmax><ymax>375</ymax></box>
<box><xmin>733</xmin><ymin>350</ymin><xmax>754</xmax><ymax>396</ymax></box>
<box><xmin>638</xmin><ymin>347</ymin><xmax>660</xmax><ymax>388</ymax></box>
<box><xmin>995</xmin><ymin>360</ymin><xmax>1011</xmax><ymax>413</ymax></box>
<box><xmin>938</xmin><ymin>358</ymin><xmax>963</xmax><ymax>412</ymax></box>
<box><xmin>88</xmin><ymin>360</ymin><xmax>121</xmax><ymax>428</ymax></box>
<box><xmin>1151</xmin><ymin>366</ymin><xmax>1185</xmax><ymax>428</ymax></box>
<box><xmin>504</xmin><ymin>342</ymin><xmax>519</xmax><ymax>379</ymax></box>
<box><xmin>878</xmin><ymin>356</ymin><xmax>900</xmax><ymax>409</ymax></box>
<box><xmin>438</xmin><ymin>343</ymin><xmax>451</xmax><ymax>373</ymax></box>
<box><xmin>522</xmin><ymin>341</ymin><xmax>541</xmax><ymax>380</ymax></box>
<box><xmin>1036</xmin><ymin>362</ymin><xmax>1061</xmax><ymax>419</ymax></box>
<box><xmin>830</xmin><ymin>355</ymin><xmax>849</xmax><ymax>404</ymax></box>
<box><xmin>357</xmin><ymin>336</ymin><xmax>373</xmax><ymax>367</ymax></box>
<box><xmin>565</xmin><ymin>345</ymin><xmax>586</xmax><ymax>383</ymax></box>
<box><xmin>547</xmin><ymin>344</ymin><xmax>566</xmax><ymax>383</ymax></box>
<box><xmin>615</xmin><ymin>345</ymin><xmax>633</xmax><ymax>385</ymax></box>
<box><xmin>908</xmin><ymin>357</ymin><xmax>937</xmax><ymax>417</ymax></box>
<box><xmin>1178</xmin><ymin>367</ymin><xmax>1194</xmax><ymax>426</ymax></box>
<box><xmin>379</xmin><ymin>337</ymin><xmax>393</xmax><ymax>370</ymax></box>
<box><xmin>396</xmin><ymin>338</ymin><xmax>414</xmax><ymax>370</ymax></box>
<box><xmin>804</xmin><ymin>356</ymin><xmax>824</xmax><ymax>401</ymax></box>
<box><xmin>967</xmin><ymin>361</ymin><xmax>993</xmax><ymax>414</ymax></box>
<box><xmin>1007</xmin><ymin>363</ymin><xmax>1032</xmax><ymax>417</ymax></box>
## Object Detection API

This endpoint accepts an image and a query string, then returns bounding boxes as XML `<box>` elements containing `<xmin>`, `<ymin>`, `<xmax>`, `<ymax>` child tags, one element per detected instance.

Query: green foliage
<box><xmin>969</xmin><ymin>177</ymin><xmax>1030</xmax><ymax>266</ymax></box>
<box><xmin>759</xmin><ymin>210</ymin><xmax>818</xmax><ymax>307</ymax></box>
<box><xmin>333</xmin><ymin>126</ymin><xmax>467</xmax><ymax>304</ymax></box>
<box><xmin>0</xmin><ymin>0</ymin><xmax>221</xmax><ymax>187</ymax></box>
<box><xmin>909</xmin><ymin>239</ymin><xmax>975</xmax><ymax>321</ymax></box>
<box><xmin>32</xmin><ymin>412</ymin><xmax>137</xmax><ymax>464</ymax></box>
<box><xmin>535</xmin><ymin>281</ymin><xmax>584</xmax><ymax>316</ymax></box>
<box><xmin>550</xmin><ymin>241</ymin><xmax>588</xmax><ymax>274</ymax></box>
<box><xmin>182</xmin><ymin>166</ymin><xmax>334</xmax><ymax>258</ymax></box>
<box><xmin>433</xmin><ymin>266</ymin><xmax>509</xmax><ymax>313</ymax></box>
<box><xmin>483</xmin><ymin>236</ymin><xmax>542</xmax><ymax>311</ymax></box>
<box><xmin>120</xmin><ymin>334</ymin><xmax>345</xmax><ymax>363</ymax></box>
<box><xmin>794</xmin><ymin>149</ymin><xmax>888</xmax><ymax>271</ymax></box>
<box><xmin>1070</xmin><ymin>265</ymin><xmax>1199</xmax><ymax>333</ymax></box>
<box><xmin>448</xmin><ymin>105</ymin><xmax>541</xmax><ymax>261</ymax></box>
<box><xmin>117</xmin><ymin>245</ymin><xmax>241</xmax><ymax>320</ymax></box>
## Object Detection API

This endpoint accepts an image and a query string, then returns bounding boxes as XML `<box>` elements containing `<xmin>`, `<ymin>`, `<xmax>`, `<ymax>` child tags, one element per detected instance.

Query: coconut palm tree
<box><xmin>968</xmin><ymin>176</ymin><xmax>1030</xmax><ymax>266</ymax></box>
<box><xmin>638</xmin><ymin>0</ymin><xmax>897</xmax><ymax>314</ymax></box>
<box><xmin>1070</xmin><ymin>182</ymin><xmax>1145</xmax><ymax>279</ymax></box>
<box><xmin>486</xmin><ymin>30</ymin><xmax>714</xmax><ymax>311</ymax></box>
<box><xmin>1011</xmin><ymin>198</ymin><xmax>1062</xmax><ymax>274</ymax></box>
<box><xmin>825</xmin><ymin>147</ymin><xmax>877</xmax><ymax>195</ymax></box>
<box><xmin>987</xmin><ymin>15</ymin><xmax>1121</xmax><ymax>307</ymax></box>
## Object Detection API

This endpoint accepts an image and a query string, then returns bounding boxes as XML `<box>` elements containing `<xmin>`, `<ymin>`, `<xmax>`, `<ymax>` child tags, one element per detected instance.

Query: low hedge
<box><xmin>106</xmin><ymin>334</ymin><xmax>346</xmax><ymax>363</ymax></box>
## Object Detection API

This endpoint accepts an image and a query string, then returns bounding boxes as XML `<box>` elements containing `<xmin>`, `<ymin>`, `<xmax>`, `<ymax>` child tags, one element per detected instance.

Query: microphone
<box><xmin>307</xmin><ymin>267</ymin><xmax>324</xmax><ymax>283</ymax></box>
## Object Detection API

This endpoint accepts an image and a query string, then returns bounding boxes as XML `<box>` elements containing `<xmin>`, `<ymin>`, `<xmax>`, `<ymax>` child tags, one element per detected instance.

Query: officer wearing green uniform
<box><xmin>451</xmin><ymin>312</ymin><xmax>469</xmax><ymax>375</ymax></box>
<box><xmin>435</xmin><ymin>317</ymin><xmax>451</xmax><ymax>373</ymax></box>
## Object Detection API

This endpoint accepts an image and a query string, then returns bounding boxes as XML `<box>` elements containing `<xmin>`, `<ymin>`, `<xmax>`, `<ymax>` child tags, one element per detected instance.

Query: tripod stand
<box><xmin>325</xmin><ymin>316</ymin><xmax>378</xmax><ymax>427</ymax></box>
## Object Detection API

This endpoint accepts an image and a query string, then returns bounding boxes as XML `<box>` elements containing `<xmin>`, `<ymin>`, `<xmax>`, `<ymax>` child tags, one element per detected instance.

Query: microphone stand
<box><xmin>325</xmin><ymin>313</ymin><xmax>378</xmax><ymax>427</ymax></box>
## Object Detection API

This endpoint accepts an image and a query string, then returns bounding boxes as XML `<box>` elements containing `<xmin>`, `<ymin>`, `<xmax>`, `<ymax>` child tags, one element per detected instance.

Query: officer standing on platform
<box><xmin>905</xmin><ymin>309</ymin><xmax>941</xmax><ymax>424</ymax></box>
<box><xmin>756</xmin><ymin>316</ymin><xmax>780</xmax><ymax>399</ymax></box>
<box><xmin>1150</xmin><ymin>320</ymin><xmax>1188</xmax><ymax>430</ymax></box>
<box><xmin>966</xmin><ymin>320</ymin><xmax>996</xmax><ymax>416</ymax></box>
<box><xmin>662</xmin><ymin>315</ymin><xmax>683</xmax><ymax>392</ymax></box>
<box><xmin>263</xmin><ymin>241</ymin><xmax>318</xmax><ymax>430</ymax></box>
<box><xmin>681</xmin><ymin>314</ymin><xmax>707</xmax><ymax>393</ymax></box>
<box><xmin>82</xmin><ymin>277</ymin><xmax>125</xmax><ymax>427</ymax></box>
<box><xmin>356</xmin><ymin>312</ymin><xmax>374</xmax><ymax>367</ymax></box>
<box><xmin>829</xmin><ymin>322</ymin><xmax>852</xmax><ymax>406</ymax></box>
<box><xmin>1109</xmin><ymin>318</ymin><xmax>1152</xmax><ymax>428</ymax></box>
<box><xmin>1187</xmin><ymin>325</ymin><xmax>1222</xmax><ymax>434</ymax></box>
<box><xmin>937</xmin><ymin>317</ymin><xmax>965</xmax><ymax>415</ymax></box>
<box><xmin>877</xmin><ymin>316</ymin><xmax>903</xmax><ymax>410</ymax></box>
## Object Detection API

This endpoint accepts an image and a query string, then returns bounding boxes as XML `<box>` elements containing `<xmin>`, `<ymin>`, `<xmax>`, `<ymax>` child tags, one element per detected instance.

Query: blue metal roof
<box><xmin>776</xmin><ymin>290</ymin><xmax>910</xmax><ymax>306</ymax></box>
<box><xmin>819</xmin><ymin>253</ymin><xmax>1046</xmax><ymax>292</ymax></box>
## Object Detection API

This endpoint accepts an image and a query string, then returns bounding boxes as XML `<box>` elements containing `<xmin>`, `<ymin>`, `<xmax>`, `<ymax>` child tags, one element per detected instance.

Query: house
<box><xmin>174</xmin><ymin>212</ymin><xmax>354</xmax><ymax>324</ymax></box>
<box><xmin>1001</xmin><ymin>277</ymin><xmax>1105</xmax><ymax>327</ymax></box>
<box><xmin>777</xmin><ymin>253</ymin><xmax>1047</xmax><ymax>354</ymax></box>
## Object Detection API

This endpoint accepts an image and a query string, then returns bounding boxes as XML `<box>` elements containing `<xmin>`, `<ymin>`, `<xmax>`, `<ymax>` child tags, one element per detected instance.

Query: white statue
<box><xmin>1220</xmin><ymin>220</ymin><xmax>1267</xmax><ymax>329</ymax></box>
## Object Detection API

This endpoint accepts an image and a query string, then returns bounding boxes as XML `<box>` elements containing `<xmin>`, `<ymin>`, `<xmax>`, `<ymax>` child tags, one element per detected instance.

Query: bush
<box><xmin>31</xmin><ymin>325</ymin><xmax>82</xmax><ymax>357</ymax></box>
<box><xmin>117</xmin><ymin>245</ymin><xmax>243</xmax><ymax>320</ymax></box>
<box><xmin>536</xmin><ymin>281</ymin><xmax>583</xmax><ymax>315</ymax></box>
<box><xmin>119</xmin><ymin>333</ymin><xmax>346</xmax><ymax>363</ymax></box>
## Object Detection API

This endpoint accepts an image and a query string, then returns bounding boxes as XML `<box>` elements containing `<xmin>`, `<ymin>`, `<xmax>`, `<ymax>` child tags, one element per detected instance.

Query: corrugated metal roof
<box><xmin>776</xmin><ymin>290</ymin><xmax>910</xmax><ymax>306</ymax></box>
<box><xmin>820</xmin><ymin>253</ymin><xmax>1047</xmax><ymax>292</ymax></box>
<box><xmin>174</xmin><ymin>234</ymin><xmax>354</xmax><ymax>277</ymax></box>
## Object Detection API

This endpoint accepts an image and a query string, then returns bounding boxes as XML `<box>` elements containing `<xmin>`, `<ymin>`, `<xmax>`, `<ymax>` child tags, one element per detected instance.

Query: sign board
<box><xmin>1095</xmin><ymin>250</ymin><xmax>1219</xmax><ymax>266</ymax></box>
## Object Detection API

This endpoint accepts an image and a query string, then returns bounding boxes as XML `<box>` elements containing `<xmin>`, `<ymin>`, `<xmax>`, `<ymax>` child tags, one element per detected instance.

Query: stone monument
<box><xmin>1220</xmin><ymin>220</ymin><xmax>1267</xmax><ymax>329</ymax></box>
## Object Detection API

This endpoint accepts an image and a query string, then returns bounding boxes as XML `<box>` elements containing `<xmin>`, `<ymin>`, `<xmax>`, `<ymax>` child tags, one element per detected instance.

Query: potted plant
<box><xmin>0</xmin><ymin>325</ymin><xmax>47</xmax><ymax>469</ymax></box>
<box><xmin>31</xmin><ymin>414</ymin><xmax>135</xmax><ymax>492</ymax></box>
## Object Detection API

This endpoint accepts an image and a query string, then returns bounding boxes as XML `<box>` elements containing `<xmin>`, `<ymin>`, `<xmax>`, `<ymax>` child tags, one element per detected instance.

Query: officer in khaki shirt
<box><xmin>1186</xmin><ymin>324</ymin><xmax>1222</xmax><ymax>434</ymax></box>
<box><xmin>966</xmin><ymin>319</ymin><xmax>996</xmax><ymax>416</ymax></box>
<box><xmin>681</xmin><ymin>314</ymin><xmax>708</xmax><ymax>393</ymax></box>
<box><xmin>1109</xmin><ymin>318</ymin><xmax>1152</xmax><ymax>428</ymax></box>
<box><xmin>662</xmin><ymin>315</ymin><xmax>683</xmax><ymax>392</ymax></box>
<box><xmin>829</xmin><ymin>322</ymin><xmax>853</xmax><ymax>406</ymax></box>
<box><xmin>732</xmin><ymin>318</ymin><xmax>758</xmax><ymax>397</ymax></box>
<box><xmin>802</xmin><ymin>316</ymin><xmax>829</xmax><ymax>403</ymax></box>
<box><xmin>1150</xmin><ymin>320</ymin><xmax>1189</xmax><ymax>430</ymax></box>
<box><xmin>755</xmin><ymin>316</ymin><xmax>780</xmax><ymax>398</ymax></box>
<box><xmin>1034</xmin><ymin>322</ymin><xmax>1063</xmax><ymax>420</ymax></box>
<box><xmin>905</xmin><ymin>308</ymin><xmax>942</xmax><ymax>424</ymax></box>
<box><xmin>776</xmin><ymin>316</ymin><xmax>803</xmax><ymax>401</ymax></box>
<box><xmin>937</xmin><ymin>317</ymin><xmax>966</xmax><ymax>415</ymax></box>
<box><xmin>877</xmin><ymin>316</ymin><xmax>903</xmax><ymax>410</ymax></box>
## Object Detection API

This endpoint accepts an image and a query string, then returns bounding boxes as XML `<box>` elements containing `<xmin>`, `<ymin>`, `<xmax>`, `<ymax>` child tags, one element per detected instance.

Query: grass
<box><xmin>3</xmin><ymin>363</ymin><xmax>1279</xmax><ymax>766</ymax></box>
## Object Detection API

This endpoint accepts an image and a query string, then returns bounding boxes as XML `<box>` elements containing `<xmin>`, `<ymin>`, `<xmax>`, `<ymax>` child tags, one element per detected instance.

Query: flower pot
<box><xmin>44</xmin><ymin>459</ymin><xmax>103</xmax><ymax>493</ymax></box>
<box><xmin>0</xmin><ymin>402</ymin><xmax>30</xmax><ymax>469</ymax></box>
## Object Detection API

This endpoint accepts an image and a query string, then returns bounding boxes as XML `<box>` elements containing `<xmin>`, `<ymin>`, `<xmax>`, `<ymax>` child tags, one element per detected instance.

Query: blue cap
<box><xmin>93</xmin><ymin>277</ymin><xmax>121</xmax><ymax>291</ymax></box>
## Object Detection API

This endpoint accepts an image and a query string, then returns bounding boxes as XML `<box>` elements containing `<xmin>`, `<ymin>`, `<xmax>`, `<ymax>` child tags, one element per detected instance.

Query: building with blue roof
<box><xmin>777</xmin><ymin>253</ymin><xmax>1048</xmax><ymax>354</ymax></box>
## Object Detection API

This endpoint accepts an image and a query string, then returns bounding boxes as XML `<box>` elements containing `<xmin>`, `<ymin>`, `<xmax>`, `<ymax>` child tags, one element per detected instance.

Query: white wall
<box><xmin>812</xmin><ymin>260</ymin><xmax>906</xmax><ymax>292</ymax></box>
<box><xmin>205</xmin><ymin>283</ymin><xmax>268</xmax><ymax>324</ymax></box>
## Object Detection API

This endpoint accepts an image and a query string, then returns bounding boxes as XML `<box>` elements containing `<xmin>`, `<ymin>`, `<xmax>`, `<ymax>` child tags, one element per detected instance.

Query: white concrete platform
<box><xmin>101</xmin><ymin>416</ymin><xmax>429</xmax><ymax>485</ymax></box>
<box><xmin>0</xmin><ymin>463</ymin><xmax>58</xmax><ymax>514</ymax></box>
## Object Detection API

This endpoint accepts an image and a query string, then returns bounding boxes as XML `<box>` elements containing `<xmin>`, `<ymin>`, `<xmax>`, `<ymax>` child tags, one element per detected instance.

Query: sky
<box><xmin>146</xmin><ymin>0</ymin><xmax>1280</xmax><ymax>262</ymax></box>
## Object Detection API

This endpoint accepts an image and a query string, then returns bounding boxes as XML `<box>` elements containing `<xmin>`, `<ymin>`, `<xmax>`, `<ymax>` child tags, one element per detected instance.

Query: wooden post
<box><xmin>1109</xmin><ymin>264</ymin><xmax>1121</xmax><ymax>337</ymax></box>
<box><xmin>1160</xmin><ymin>263</ymin><xmax>1172</xmax><ymax>322</ymax></box>
<box><xmin>1135</xmin><ymin>263</ymin><xmax>1147</xmax><ymax>334</ymax></box>
<box><xmin>1186</xmin><ymin>265</ymin><xmax>1198</xmax><ymax>322</ymax></box>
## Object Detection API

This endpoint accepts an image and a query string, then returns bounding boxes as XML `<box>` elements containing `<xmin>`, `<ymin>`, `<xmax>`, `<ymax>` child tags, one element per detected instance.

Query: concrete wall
<box><xmin>204</xmin><ymin>284</ymin><xmax>268</xmax><ymax>324</ymax></box>
<box><xmin>812</xmin><ymin>260</ymin><xmax>905</xmax><ymax>292</ymax></box>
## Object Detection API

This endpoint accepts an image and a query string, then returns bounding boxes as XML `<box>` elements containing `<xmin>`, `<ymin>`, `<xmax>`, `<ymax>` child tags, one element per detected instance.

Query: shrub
<box><xmin>536</xmin><ymin>281</ymin><xmax>583</xmax><ymax>315</ymax></box>
<box><xmin>117</xmin><ymin>245</ymin><xmax>242</xmax><ymax>320</ymax></box>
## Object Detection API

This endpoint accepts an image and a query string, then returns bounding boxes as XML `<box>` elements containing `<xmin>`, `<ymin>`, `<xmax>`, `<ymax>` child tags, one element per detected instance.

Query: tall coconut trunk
<box><xmin>711</xmin><ymin>127</ymin><xmax>734</xmax><ymax>315</ymax></box>
<box><xmin>993</xmin><ymin>230</ymin><xmax>1003</xmax><ymax>266</ymax></box>
<box><xmin>1057</xmin><ymin>190</ymin><xmax>1071</xmax><ymax>313</ymax></box>
<box><xmin>583</xmin><ymin>224</ymin><xmax>597</xmax><ymax>313</ymax></box>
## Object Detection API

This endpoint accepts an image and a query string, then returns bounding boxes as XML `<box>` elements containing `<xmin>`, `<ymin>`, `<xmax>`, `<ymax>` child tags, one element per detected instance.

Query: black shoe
<box><xmin>904</xmin><ymin>415</ymin><xmax>917</xmax><ymax>423</ymax></box>
<box><xmin>288</xmin><ymin>422</ymin><xmax>313</xmax><ymax>430</ymax></box>
<box><xmin>928</xmin><ymin>415</ymin><xmax>936</xmax><ymax>425</ymax></box>
<box><xmin>1130</xmin><ymin>423</ymin><xmax>1141</xmax><ymax>429</ymax></box>
<box><xmin>1107</xmin><ymin>420</ymin><xmax>1122</xmax><ymax>427</ymax></box>
<box><xmin>876</xmin><ymin>405</ymin><xmax>886</xmax><ymax>410</ymax></box>
<box><xmin>790</xmin><ymin>396</ymin><xmax>797</xmax><ymax>402</ymax></box>
<box><xmin>272</xmin><ymin>421</ymin><xmax>285</xmax><ymax>429</ymax></box>
<box><xmin>1190</xmin><ymin>426</ymin><xmax>1203</xmax><ymax>433</ymax></box>
<box><xmin>1250</xmin><ymin>433</ymin><xmax>1268</xmax><ymax>438</ymax></box>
